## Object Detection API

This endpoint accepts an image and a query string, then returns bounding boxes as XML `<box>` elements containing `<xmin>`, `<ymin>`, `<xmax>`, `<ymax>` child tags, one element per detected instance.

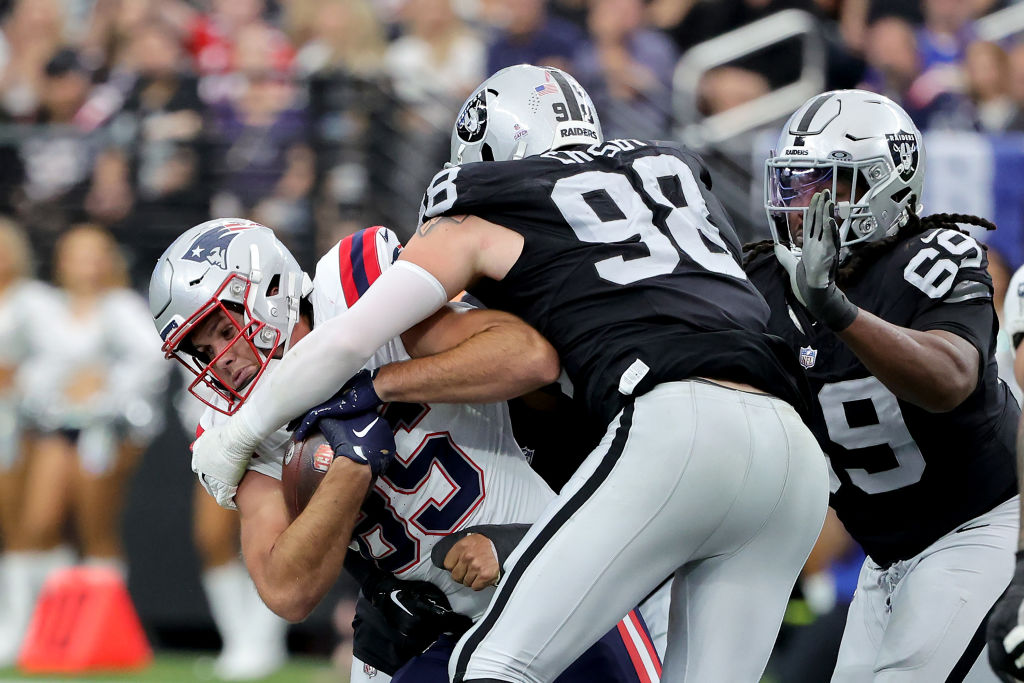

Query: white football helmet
<box><xmin>450</xmin><ymin>64</ymin><xmax>603</xmax><ymax>165</ymax></box>
<box><xmin>149</xmin><ymin>218</ymin><xmax>312</xmax><ymax>415</ymax></box>
<box><xmin>764</xmin><ymin>89</ymin><xmax>925</xmax><ymax>251</ymax></box>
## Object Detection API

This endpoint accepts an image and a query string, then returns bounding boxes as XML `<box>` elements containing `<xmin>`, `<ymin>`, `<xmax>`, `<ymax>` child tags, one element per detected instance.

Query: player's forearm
<box><xmin>236</xmin><ymin>262</ymin><xmax>448</xmax><ymax>442</ymax></box>
<box><xmin>376</xmin><ymin>323</ymin><xmax>560</xmax><ymax>404</ymax></box>
<box><xmin>257</xmin><ymin>460</ymin><xmax>371</xmax><ymax>622</ymax></box>
<box><xmin>837</xmin><ymin>310</ymin><xmax>978</xmax><ymax>412</ymax></box>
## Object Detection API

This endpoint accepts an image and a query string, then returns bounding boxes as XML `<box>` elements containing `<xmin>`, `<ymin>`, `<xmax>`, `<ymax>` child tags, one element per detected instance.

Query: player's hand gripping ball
<box><xmin>282</xmin><ymin>412</ymin><xmax>397</xmax><ymax>518</ymax></box>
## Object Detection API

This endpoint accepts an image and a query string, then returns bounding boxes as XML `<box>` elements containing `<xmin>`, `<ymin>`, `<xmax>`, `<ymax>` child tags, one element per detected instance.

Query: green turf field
<box><xmin>0</xmin><ymin>653</ymin><xmax>344</xmax><ymax>682</ymax></box>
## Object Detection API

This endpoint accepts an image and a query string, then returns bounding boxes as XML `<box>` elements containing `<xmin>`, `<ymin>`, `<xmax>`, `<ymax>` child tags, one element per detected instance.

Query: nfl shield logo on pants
<box><xmin>799</xmin><ymin>346</ymin><xmax>817</xmax><ymax>369</ymax></box>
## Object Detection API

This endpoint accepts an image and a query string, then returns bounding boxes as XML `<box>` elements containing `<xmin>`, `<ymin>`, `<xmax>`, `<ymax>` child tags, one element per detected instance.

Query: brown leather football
<box><xmin>281</xmin><ymin>431</ymin><xmax>335</xmax><ymax>519</ymax></box>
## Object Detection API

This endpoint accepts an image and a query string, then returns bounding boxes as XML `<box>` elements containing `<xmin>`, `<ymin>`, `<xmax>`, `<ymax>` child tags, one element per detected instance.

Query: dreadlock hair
<box><xmin>741</xmin><ymin>212</ymin><xmax>996</xmax><ymax>287</ymax></box>
<box><xmin>742</xmin><ymin>238</ymin><xmax>776</xmax><ymax>267</ymax></box>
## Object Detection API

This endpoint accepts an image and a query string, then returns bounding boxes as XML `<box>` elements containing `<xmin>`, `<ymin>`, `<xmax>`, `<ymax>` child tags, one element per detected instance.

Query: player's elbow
<box><xmin>926</xmin><ymin>373</ymin><xmax>976</xmax><ymax>412</ymax></box>
<box><xmin>260</xmin><ymin>586</ymin><xmax>319</xmax><ymax>623</ymax></box>
<box><xmin>517</xmin><ymin>335</ymin><xmax>561</xmax><ymax>390</ymax></box>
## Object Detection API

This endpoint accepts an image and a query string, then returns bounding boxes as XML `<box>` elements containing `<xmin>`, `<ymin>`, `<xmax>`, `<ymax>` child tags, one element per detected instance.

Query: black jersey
<box><xmin>745</xmin><ymin>229</ymin><xmax>1018</xmax><ymax>566</ymax></box>
<box><xmin>420</xmin><ymin>139</ymin><xmax>807</xmax><ymax>424</ymax></box>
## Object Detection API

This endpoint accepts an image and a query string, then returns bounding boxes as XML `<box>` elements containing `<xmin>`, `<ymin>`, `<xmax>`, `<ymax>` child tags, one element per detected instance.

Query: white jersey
<box><xmin>20</xmin><ymin>287</ymin><xmax>167</xmax><ymax>437</ymax></box>
<box><xmin>200</xmin><ymin>227</ymin><xmax>555</xmax><ymax>619</ymax></box>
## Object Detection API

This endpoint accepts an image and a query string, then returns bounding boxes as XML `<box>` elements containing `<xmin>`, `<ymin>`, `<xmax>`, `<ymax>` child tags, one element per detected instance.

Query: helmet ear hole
<box><xmin>266</xmin><ymin>273</ymin><xmax>281</xmax><ymax>297</ymax></box>
<box><xmin>481</xmin><ymin>144</ymin><xmax>494</xmax><ymax>162</ymax></box>
<box><xmin>890</xmin><ymin>187</ymin><xmax>912</xmax><ymax>204</ymax></box>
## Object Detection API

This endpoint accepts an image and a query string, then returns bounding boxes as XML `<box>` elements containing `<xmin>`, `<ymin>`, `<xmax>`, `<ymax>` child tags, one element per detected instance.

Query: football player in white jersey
<box><xmin>150</xmin><ymin>220</ymin><xmax>662</xmax><ymax>683</ymax></box>
<box><xmin>1</xmin><ymin>225</ymin><xmax>167</xmax><ymax>665</ymax></box>
<box><xmin>189</xmin><ymin>65</ymin><xmax>828</xmax><ymax>683</ymax></box>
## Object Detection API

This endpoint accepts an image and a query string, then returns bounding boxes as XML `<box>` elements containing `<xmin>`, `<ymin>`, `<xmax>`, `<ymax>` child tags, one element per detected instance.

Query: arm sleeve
<box><xmin>235</xmin><ymin>261</ymin><xmax>448</xmax><ymax>441</ymax></box>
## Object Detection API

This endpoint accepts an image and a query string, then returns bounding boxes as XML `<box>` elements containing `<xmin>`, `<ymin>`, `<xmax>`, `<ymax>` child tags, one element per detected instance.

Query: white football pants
<box><xmin>832</xmin><ymin>496</ymin><xmax>1018</xmax><ymax>683</ymax></box>
<box><xmin>449</xmin><ymin>379</ymin><xmax>830</xmax><ymax>683</ymax></box>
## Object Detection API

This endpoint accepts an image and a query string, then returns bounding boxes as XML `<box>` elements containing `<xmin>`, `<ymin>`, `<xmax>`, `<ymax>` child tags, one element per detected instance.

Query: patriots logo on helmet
<box><xmin>456</xmin><ymin>89</ymin><xmax>487</xmax><ymax>143</ymax></box>
<box><xmin>885</xmin><ymin>130</ymin><xmax>919</xmax><ymax>182</ymax></box>
<box><xmin>182</xmin><ymin>224</ymin><xmax>253</xmax><ymax>269</ymax></box>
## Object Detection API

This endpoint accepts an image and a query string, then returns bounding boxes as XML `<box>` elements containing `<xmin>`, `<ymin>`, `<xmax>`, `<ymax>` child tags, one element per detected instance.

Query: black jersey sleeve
<box><xmin>893</xmin><ymin>228</ymin><xmax>996</xmax><ymax>371</ymax></box>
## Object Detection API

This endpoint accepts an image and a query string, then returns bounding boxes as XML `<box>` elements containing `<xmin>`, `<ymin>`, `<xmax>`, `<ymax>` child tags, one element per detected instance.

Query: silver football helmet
<box><xmin>149</xmin><ymin>218</ymin><xmax>313</xmax><ymax>415</ymax></box>
<box><xmin>764</xmin><ymin>89</ymin><xmax>925</xmax><ymax>251</ymax></box>
<box><xmin>450</xmin><ymin>64</ymin><xmax>603</xmax><ymax>165</ymax></box>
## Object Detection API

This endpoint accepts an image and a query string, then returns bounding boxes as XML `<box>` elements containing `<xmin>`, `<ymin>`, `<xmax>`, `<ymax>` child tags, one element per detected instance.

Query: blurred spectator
<box><xmin>697</xmin><ymin>65</ymin><xmax>770</xmax><ymax>116</ymax></box>
<box><xmin>77</xmin><ymin>0</ymin><xmax>194</xmax><ymax>76</ymax></box>
<box><xmin>964</xmin><ymin>41</ymin><xmax>1018</xmax><ymax>132</ymax></box>
<box><xmin>103</xmin><ymin>19</ymin><xmax>207</xmax><ymax>287</ymax></box>
<box><xmin>486</xmin><ymin>0</ymin><xmax>584</xmax><ymax>76</ymax></box>
<box><xmin>916</xmin><ymin>0</ymin><xmax>976</xmax><ymax>72</ymax></box>
<box><xmin>0</xmin><ymin>0</ymin><xmax>66</xmax><ymax>121</ymax></box>
<box><xmin>860</xmin><ymin>16</ymin><xmax>962</xmax><ymax>126</ymax></box>
<box><xmin>4</xmin><ymin>224</ymin><xmax>166</xmax><ymax>666</ymax></box>
<box><xmin>573</xmin><ymin>0</ymin><xmax>677</xmax><ymax>139</ymax></box>
<box><xmin>287</xmin><ymin>0</ymin><xmax>386</xmax><ymax>79</ymax></box>
<box><xmin>1004</xmin><ymin>42</ymin><xmax>1024</xmax><ymax>131</ymax></box>
<box><xmin>10</xmin><ymin>48</ymin><xmax>111</xmax><ymax>270</ymax></box>
<box><xmin>384</xmin><ymin>0</ymin><xmax>484</xmax><ymax>233</ymax></box>
<box><xmin>208</xmin><ymin>23</ymin><xmax>314</xmax><ymax>264</ymax></box>
<box><xmin>386</xmin><ymin>0</ymin><xmax>485</xmax><ymax>124</ymax></box>
<box><xmin>187</xmin><ymin>0</ymin><xmax>280</xmax><ymax>75</ymax></box>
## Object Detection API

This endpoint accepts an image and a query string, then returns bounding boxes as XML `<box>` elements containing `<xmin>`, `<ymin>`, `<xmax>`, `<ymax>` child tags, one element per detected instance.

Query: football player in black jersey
<box><xmin>189</xmin><ymin>64</ymin><xmax>830</xmax><ymax>682</ymax></box>
<box><xmin>744</xmin><ymin>89</ymin><xmax>1019</xmax><ymax>682</ymax></box>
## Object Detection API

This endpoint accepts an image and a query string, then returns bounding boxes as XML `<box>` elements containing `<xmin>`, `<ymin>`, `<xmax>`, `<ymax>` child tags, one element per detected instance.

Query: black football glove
<box><xmin>316</xmin><ymin>412</ymin><xmax>396</xmax><ymax>480</ymax></box>
<box><xmin>775</xmin><ymin>189</ymin><xmax>859</xmax><ymax>331</ymax></box>
<box><xmin>367</xmin><ymin>575</ymin><xmax>473</xmax><ymax>653</ymax></box>
<box><xmin>292</xmin><ymin>369</ymin><xmax>382</xmax><ymax>442</ymax></box>
<box><xmin>988</xmin><ymin>552</ymin><xmax>1024</xmax><ymax>682</ymax></box>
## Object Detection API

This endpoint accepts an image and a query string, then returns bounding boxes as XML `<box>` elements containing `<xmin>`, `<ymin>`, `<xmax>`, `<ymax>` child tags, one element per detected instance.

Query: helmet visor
<box><xmin>765</xmin><ymin>159</ymin><xmax>873</xmax><ymax>248</ymax></box>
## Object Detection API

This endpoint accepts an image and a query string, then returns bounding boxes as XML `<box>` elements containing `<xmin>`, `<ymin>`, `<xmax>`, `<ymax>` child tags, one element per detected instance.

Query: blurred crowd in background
<box><xmin>0</xmin><ymin>0</ymin><xmax>1023</xmax><ymax>680</ymax></box>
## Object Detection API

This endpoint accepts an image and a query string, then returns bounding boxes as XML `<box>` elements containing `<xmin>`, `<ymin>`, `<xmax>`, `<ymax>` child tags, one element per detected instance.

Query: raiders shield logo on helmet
<box><xmin>885</xmin><ymin>130</ymin><xmax>919</xmax><ymax>182</ymax></box>
<box><xmin>456</xmin><ymin>89</ymin><xmax>488</xmax><ymax>143</ymax></box>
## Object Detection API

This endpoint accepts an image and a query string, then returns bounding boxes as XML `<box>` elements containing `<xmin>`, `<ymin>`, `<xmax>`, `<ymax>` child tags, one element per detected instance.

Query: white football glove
<box><xmin>191</xmin><ymin>414</ymin><xmax>262</xmax><ymax>510</ymax></box>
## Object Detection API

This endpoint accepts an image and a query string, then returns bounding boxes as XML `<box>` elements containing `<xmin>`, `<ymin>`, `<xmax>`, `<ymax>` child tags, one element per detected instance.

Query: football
<box><xmin>281</xmin><ymin>431</ymin><xmax>336</xmax><ymax>519</ymax></box>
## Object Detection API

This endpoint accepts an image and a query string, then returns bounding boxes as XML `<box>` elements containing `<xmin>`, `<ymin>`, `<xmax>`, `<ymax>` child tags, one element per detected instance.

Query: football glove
<box><xmin>775</xmin><ymin>189</ymin><xmax>859</xmax><ymax>331</ymax></box>
<box><xmin>316</xmin><ymin>412</ymin><xmax>396</xmax><ymax>480</ymax></box>
<box><xmin>366</xmin><ymin>575</ymin><xmax>473</xmax><ymax>650</ymax></box>
<box><xmin>291</xmin><ymin>369</ymin><xmax>382</xmax><ymax>442</ymax></box>
<box><xmin>191</xmin><ymin>414</ymin><xmax>263</xmax><ymax>510</ymax></box>
<box><xmin>988</xmin><ymin>551</ymin><xmax>1024</xmax><ymax>681</ymax></box>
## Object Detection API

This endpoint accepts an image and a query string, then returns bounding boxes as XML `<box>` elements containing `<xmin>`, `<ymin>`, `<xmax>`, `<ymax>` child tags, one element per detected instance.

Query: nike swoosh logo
<box><xmin>352</xmin><ymin>418</ymin><xmax>378</xmax><ymax>438</ymax></box>
<box><xmin>955</xmin><ymin>523</ymin><xmax>990</xmax><ymax>533</ymax></box>
<box><xmin>389</xmin><ymin>590</ymin><xmax>413</xmax><ymax>616</ymax></box>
